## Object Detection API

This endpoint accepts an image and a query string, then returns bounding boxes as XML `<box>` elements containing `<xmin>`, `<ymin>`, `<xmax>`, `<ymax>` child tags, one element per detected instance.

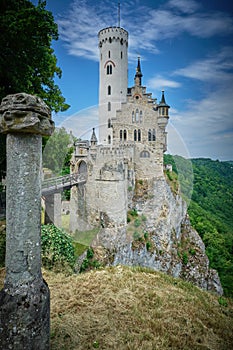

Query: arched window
<box><xmin>123</xmin><ymin>129</ymin><xmax>127</xmax><ymax>141</ymax></box>
<box><xmin>107</xmin><ymin>64</ymin><xmax>112</xmax><ymax>75</ymax></box>
<box><xmin>108</xmin><ymin>102</ymin><xmax>111</xmax><ymax>111</ymax></box>
<box><xmin>135</xmin><ymin>109</ymin><xmax>139</xmax><ymax>122</ymax></box>
<box><xmin>120</xmin><ymin>130</ymin><xmax>123</xmax><ymax>141</ymax></box>
<box><xmin>108</xmin><ymin>135</ymin><xmax>111</xmax><ymax>144</ymax></box>
<box><xmin>134</xmin><ymin>129</ymin><xmax>137</xmax><ymax>141</ymax></box>
<box><xmin>132</xmin><ymin>111</ymin><xmax>135</xmax><ymax>123</ymax></box>
<box><xmin>108</xmin><ymin>118</ymin><xmax>111</xmax><ymax>128</ymax></box>
<box><xmin>140</xmin><ymin>151</ymin><xmax>150</xmax><ymax>158</ymax></box>
<box><xmin>108</xmin><ymin>85</ymin><xmax>111</xmax><ymax>95</ymax></box>
<box><xmin>140</xmin><ymin>111</ymin><xmax>143</xmax><ymax>123</ymax></box>
<box><xmin>78</xmin><ymin>160</ymin><xmax>87</xmax><ymax>174</ymax></box>
<box><xmin>152</xmin><ymin>129</ymin><xmax>156</xmax><ymax>141</ymax></box>
<box><xmin>148</xmin><ymin>129</ymin><xmax>152</xmax><ymax>141</ymax></box>
<box><xmin>138</xmin><ymin>129</ymin><xmax>141</xmax><ymax>142</ymax></box>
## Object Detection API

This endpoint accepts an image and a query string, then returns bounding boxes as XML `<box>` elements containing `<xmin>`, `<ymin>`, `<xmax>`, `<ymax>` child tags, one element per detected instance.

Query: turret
<box><xmin>158</xmin><ymin>90</ymin><xmax>170</xmax><ymax>117</ymax></box>
<box><xmin>90</xmin><ymin>127</ymin><xmax>98</xmax><ymax>147</ymax></box>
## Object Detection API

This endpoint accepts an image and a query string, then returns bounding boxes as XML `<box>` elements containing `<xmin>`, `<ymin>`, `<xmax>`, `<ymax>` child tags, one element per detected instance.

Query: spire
<box><xmin>118</xmin><ymin>1</ymin><xmax>121</xmax><ymax>27</ymax></box>
<box><xmin>90</xmin><ymin>127</ymin><xmax>98</xmax><ymax>146</ymax></box>
<box><xmin>134</xmin><ymin>57</ymin><xmax>143</xmax><ymax>86</ymax></box>
<box><xmin>159</xmin><ymin>90</ymin><xmax>169</xmax><ymax>107</ymax></box>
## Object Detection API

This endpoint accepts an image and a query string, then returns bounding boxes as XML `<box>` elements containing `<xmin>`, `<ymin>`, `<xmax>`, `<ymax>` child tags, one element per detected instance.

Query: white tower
<box><xmin>98</xmin><ymin>26</ymin><xmax>128</xmax><ymax>144</ymax></box>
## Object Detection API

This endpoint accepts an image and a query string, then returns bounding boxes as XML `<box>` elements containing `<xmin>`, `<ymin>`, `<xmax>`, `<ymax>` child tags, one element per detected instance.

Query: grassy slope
<box><xmin>1</xmin><ymin>266</ymin><xmax>232</xmax><ymax>350</ymax></box>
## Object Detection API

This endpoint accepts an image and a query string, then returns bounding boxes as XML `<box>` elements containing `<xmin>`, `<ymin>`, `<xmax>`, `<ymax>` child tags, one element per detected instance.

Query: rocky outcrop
<box><xmin>92</xmin><ymin>176</ymin><xmax>223</xmax><ymax>295</ymax></box>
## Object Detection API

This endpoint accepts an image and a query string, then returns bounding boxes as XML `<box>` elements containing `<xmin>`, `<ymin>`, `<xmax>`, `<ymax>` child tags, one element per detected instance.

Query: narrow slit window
<box><xmin>135</xmin><ymin>109</ymin><xmax>139</xmax><ymax>122</ymax></box>
<box><xmin>120</xmin><ymin>130</ymin><xmax>123</xmax><ymax>141</ymax></box>
<box><xmin>152</xmin><ymin>129</ymin><xmax>156</xmax><ymax>141</ymax></box>
<box><xmin>108</xmin><ymin>85</ymin><xmax>111</xmax><ymax>95</ymax></box>
<box><xmin>148</xmin><ymin>129</ymin><xmax>152</xmax><ymax>141</ymax></box>
<box><xmin>138</xmin><ymin>129</ymin><xmax>141</xmax><ymax>142</ymax></box>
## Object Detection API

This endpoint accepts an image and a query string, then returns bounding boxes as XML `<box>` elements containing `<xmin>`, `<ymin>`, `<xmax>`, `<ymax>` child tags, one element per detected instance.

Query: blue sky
<box><xmin>36</xmin><ymin>0</ymin><xmax>233</xmax><ymax>160</ymax></box>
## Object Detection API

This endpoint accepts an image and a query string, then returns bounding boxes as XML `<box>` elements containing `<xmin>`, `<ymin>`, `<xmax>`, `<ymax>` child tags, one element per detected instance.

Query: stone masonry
<box><xmin>0</xmin><ymin>93</ymin><xmax>54</xmax><ymax>350</ymax></box>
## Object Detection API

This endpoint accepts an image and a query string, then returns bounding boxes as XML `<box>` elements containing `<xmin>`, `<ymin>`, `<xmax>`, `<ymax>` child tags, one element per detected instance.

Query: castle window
<box><xmin>109</xmin><ymin>37</ymin><xmax>112</xmax><ymax>43</ymax></box>
<box><xmin>140</xmin><ymin>111</ymin><xmax>143</xmax><ymax>123</ymax></box>
<box><xmin>120</xmin><ymin>130</ymin><xmax>123</xmax><ymax>141</ymax></box>
<box><xmin>148</xmin><ymin>129</ymin><xmax>152</xmax><ymax>141</ymax></box>
<box><xmin>152</xmin><ymin>129</ymin><xmax>156</xmax><ymax>141</ymax></box>
<box><xmin>108</xmin><ymin>85</ymin><xmax>111</xmax><ymax>95</ymax></box>
<box><xmin>124</xmin><ymin>129</ymin><xmax>127</xmax><ymax>141</ymax></box>
<box><xmin>134</xmin><ymin>129</ymin><xmax>137</xmax><ymax>141</ymax></box>
<box><xmin>108</xmin><ymin>135</ymin><xmax>111</xmax><ymax>144</ymax></box>
<box><xmin>132</xmin><ymin>111</ymin><xmax>135</xmax><ymax>123</ymax></box>
<box><xmin>159</xmin><ymin>107</ymin><xmax>168</xmax><ymax>116</ymax></box>
<box><xmin>121</xmin><ymin>51</ymin><xmax>123</xmax><ymax>59</ymax></box>
<box><xmin>120</xmin><ymin>38</ymin><xmax>123</xmax><ymax>45</ymax></box>
<box><xmin>138</xmin><ymin>129</ymin><xmax>141</xmax><ymax>142</ymax></box>
<box><xmin>108</xmin><ymin>50</ymin><xmax>111</xmax><ymax>58</ymax></box>
<box><xmin>107</xmin><ymin>64</ymin><xmax>112</xmax><ymax>75</ymax></box>
<box><xmin>108</xmin><ymin>118</ymin><xmax>111</xmax><ymax>128</ymax></box>
<box><xmin>140</xmin><ymin>151</ymin><xmax>150</xmax><ymax>158</ymax></box>
<box><xmin>108</xmin><ymin>102</ymin><xmax>111</xmax><ymax>111</ymax></box>
<box><xmin>135</xmin><ymin>109</ymin><xmax>139</xmax><ymax>122</ymax></box>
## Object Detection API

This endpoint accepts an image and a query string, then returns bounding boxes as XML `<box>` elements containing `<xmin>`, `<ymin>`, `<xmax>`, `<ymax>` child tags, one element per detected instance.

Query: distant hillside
<box><xmin>1</xmin><ymin>266</ymin><xmax>232</xmax><ymax>350</ymax></box>
<box><xmin>164</xmin><ymin>155</ymin><xmax>233</xmax><ymax>297</ymax></box>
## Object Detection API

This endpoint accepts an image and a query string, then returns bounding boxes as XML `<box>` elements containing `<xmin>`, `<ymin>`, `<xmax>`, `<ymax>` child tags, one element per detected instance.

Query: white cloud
<box><xmin>147</xmin><ymin>75</ymin><xmax>181</xmax><ymax>90</ymax></box>
<box><xmin>170</xmin><ymin>88</ymin><xmax>233</xmax><ymax>160</ymax></box>
<box><xmin>57</xmin><ymin>0</ymin><xmax>233</xmax><ymax>60</ymax></box>
<box><xmin>174</xmin><ymin>47</ymin><xmax>233</xmax><ymax>83</ymax></box>
<box><xmin>167</xmin><ymin>0</ymin><xmax>200</xmax><ymax>14</ymax></box>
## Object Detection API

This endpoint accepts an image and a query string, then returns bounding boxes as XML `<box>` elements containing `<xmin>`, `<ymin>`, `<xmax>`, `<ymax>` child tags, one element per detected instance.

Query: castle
<box><xmin>69</xmin><ymin>26</ymin><xmax>170</xmax><ymax>232</ymax></box>
<box><xmin>67</xmin><ymin>24</ymin><xmax>223</xmax><ymax>294</ymax></box>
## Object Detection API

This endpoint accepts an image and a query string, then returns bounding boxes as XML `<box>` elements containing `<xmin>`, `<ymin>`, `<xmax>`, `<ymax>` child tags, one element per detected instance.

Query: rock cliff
<box><xmin>92</xmin><ymin>176</ymin><xmax>223</xmax><ymax>295</ymax></box>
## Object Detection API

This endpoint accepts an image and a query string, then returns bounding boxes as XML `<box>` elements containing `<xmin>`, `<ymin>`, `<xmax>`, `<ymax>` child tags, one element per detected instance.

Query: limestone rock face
<box><xmin>93</xmin><ymin>176</ymin><xmax>223</xmax><ymax>295</ymax></box>
<box><xmin>0</xmin><ymin>93</ymin><xmax>54</xmax><ymax>135</ymax></box>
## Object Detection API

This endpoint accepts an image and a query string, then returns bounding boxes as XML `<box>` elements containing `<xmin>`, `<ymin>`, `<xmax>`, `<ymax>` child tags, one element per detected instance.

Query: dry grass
<box><xmin>1</xmin><ymin>266</ymin><xmax>233</xmax><ymax>349</ymax></box>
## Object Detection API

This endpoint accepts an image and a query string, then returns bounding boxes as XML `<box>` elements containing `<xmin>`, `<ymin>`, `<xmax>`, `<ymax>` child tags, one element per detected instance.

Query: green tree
<box><xmin>0</xmin><ymin>0</ymin><xmax>70</xmax><ymax>178</ymax></box>
<box><xmin>0</xmin><ymin>0</ymin><xmax>69</xmax><ymax>112</ymax></box>
<box><xmin>42</xmin><ymin>127</ymin><xmax>75</xmax><ymax>176</ymax></box>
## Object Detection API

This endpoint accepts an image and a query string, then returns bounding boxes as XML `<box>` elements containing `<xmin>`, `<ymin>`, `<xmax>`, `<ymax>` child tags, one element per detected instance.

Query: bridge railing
<box><xmin>42</xmin><ymin>172</ymin><xmax>87</xmax><ymax>194</ymax></box>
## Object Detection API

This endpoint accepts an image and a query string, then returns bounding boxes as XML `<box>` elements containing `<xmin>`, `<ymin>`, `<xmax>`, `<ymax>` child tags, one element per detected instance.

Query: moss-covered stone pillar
<box><xmin>0</xmin><ymin>93</ymin><xmax>54</xmax><ymax>350</ymax></box>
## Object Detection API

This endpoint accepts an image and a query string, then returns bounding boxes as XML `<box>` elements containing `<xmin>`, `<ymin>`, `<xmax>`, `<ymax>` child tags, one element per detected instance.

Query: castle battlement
<box><xmin>98</xmin><ymin>26</ymin><xmax>128</xmax><ymax>44</ymax></box>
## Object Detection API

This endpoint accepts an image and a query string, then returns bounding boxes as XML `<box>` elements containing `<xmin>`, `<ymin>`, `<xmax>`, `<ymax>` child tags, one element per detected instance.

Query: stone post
<box><xmin>0</xmin><ymin>93</ymin><xmax>54</xmax><ymax>350</ymax></box>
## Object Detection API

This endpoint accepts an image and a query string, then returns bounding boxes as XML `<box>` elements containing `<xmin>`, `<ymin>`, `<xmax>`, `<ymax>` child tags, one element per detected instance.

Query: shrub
<box><xmin>41</xmin><ymin>224</ymin><xmax>75</xmax><ymax>271</ymax></box>
<box><xmin>146</xmin><ymin>241</ymin><xmax>152</xmax><ymax>251</ymax></box>
<box><xmin>182</xmin><ymin>252</ymin><xmax>189</xmax><ymax>265</ymax></box>
<box><xmin>144</xmin><ymin>231</ymin><xmax>149</xmax><ymax>240</ymax></box>
<box><xmin>129</xmin><ymin>209</ymin><xmax>138</xmax><ymax>217</ymax></box>
<box><xmin>141</xmin><ymin>214</ymin><xmax>147</xmax><ymax>222</ymax></box>
<box><xmin>134</xmin><ymin>218</ymin><xmax>141</xmax><ymax>227</ymax></box>
<box><xmin>133</xmin><ymin>231</ymin><xmax>141</xmax><ymax>241</ymax></box>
